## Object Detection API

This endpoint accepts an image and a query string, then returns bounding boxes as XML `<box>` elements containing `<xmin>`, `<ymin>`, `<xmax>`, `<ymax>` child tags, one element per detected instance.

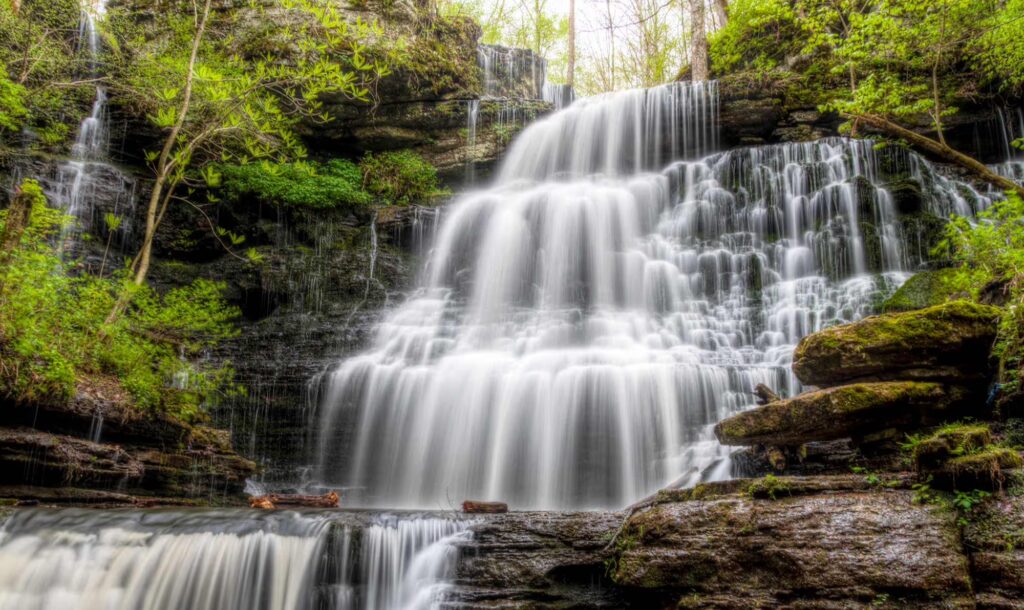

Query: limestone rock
<box><xmin>715</xmin><ymin>381</ymin><xmax>972</xmax><ymax>447</ymax></box>
<box><xmin>792</xmin><ymin>301</ymin><xmax>1000</xmax><ymax>386</ymax></box>
<box><xmin>611</xmin><ymin>487</ymin><xmax>973</xmax><ymax>608</ymax></box>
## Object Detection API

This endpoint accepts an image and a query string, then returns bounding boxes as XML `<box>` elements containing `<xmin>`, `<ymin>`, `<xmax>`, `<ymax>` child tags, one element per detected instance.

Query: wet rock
<box><xmin>0</xmin><ymin>427</ymin><xmax>256</xmax><ymax>499</ymax></box>
<box><xmin>715</xmin><ymin>381</ymin><xmax>973</xmax><ymax>447</ymax></box>
<box><xmin>962</xmin><ymin>488</ymin><xmax>1024</xmax><ymax>607</ymax></box>
<box><xmin>792</xmin><ymin>301</ymin><xmax>1001</xmax><ymax>386</ymax></box>
<box><xmin>611</xmin><ymin>484</ymin><xmax>973</xmax><ymax>608</ymax></box>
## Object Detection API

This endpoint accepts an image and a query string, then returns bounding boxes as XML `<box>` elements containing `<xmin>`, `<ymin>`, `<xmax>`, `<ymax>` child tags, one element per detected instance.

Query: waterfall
<box><xmin>314</xmin><ymin>81</ymin><xmax>993</xmax><ymax>510</ymax></box>
<box><xmin>991</xmin><ymin>107</ymin><xmax>1024</xmax><ymax>186</ymax></box>
<box><xmin>0</xmin><ymin>509</ymin><xmax>470</xmax><ymax>610</ymax></box>
<box><xmin>48</xmin><ymin>0</ymin><xmax>137</xmax><ymax>251</ymax></box>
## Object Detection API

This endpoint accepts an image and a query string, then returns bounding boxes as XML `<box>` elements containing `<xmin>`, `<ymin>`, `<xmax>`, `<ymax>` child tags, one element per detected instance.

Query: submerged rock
<box><xmin>792</xmin><ymin>300</ymin><xmax>1001</xmax><ymax>386</ymax></box>
<box><xmin>715</xmin><ymin>381</ymin><xmax>972</xmax><ymax>447</ymax></box>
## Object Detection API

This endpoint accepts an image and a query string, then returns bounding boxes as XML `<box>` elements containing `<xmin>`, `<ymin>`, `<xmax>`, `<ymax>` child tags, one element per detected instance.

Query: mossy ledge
<box><xmin>792</xmin><ymin>300</ymin><xmax>1001</xmax><ymax>387</ymax></box>
<box><xmin>715</xmin><ymin>381</ymin><xmax>972</xmax><ymax>447</ymax></box>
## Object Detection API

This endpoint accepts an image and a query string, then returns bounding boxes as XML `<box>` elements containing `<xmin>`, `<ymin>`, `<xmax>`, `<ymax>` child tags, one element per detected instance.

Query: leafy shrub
<box><xmin>939</xmin><ymin>193</ymin><xmax>1024</xmax><ymax>394</ymax></box>
<box><xmin>709</xmin><ymin>0</ymin><xmax>801</xmax><ymax>74</ymax></box>
<box><xmin>360</xmin><ymin>150</ymin><xmax>443</xmax><ymax>206</ymax></box>
<box><xmin>0</xmin><ymin>180</ymin><xmax>240</xmax><ymax>422</ymax></box>
<box><xmin>217</xmin><ymin>160</ymin><xmax>372</xmax><ymax>209</ymax></box>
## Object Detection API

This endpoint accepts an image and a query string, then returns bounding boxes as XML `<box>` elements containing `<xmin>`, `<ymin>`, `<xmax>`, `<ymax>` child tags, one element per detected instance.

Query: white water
<box><xmin>50</xmin><ymin>0</ymin><xmax>136</xmax><ymax>250</ymax></box>
<box><xmin>0</xmin><ymin>509</ymin><xmax>469</xmax><ymax>610</ymax></box>
<box><xmin>314</xmin><ymin>82</ymin><xmax>997</xmax><ymax>510</ymax></box>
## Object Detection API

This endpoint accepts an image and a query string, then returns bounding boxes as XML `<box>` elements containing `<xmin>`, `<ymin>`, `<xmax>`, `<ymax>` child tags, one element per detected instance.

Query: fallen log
<box><xmin>462</xmin><ymin>500</ymin><xmax>508</xmax><ymax>513</ymax></box>
<box><xmin>249</xmin><ymin>491</ymin><xmax>339</xmax><ymax>509</ymax></box>
<box><xmin>845</xmin><ymin>112</ymin><xmax>1024</xmax><ymax>199</ymax></box>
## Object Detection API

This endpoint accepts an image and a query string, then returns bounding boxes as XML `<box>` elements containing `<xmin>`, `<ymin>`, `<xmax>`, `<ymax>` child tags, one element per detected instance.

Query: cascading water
<box><xmin>992</xmin><ymin>107</ymin><xmax>1024</xmax><ymax>185</ymax></box>
<box><xmin>0</xmin><ymin>509</ymin><xmax>470</xmax><ymax>610</ymax></box>
<box><xmin>48</xmin><ymin>0</ymin><xmax>137</xmax><ymax>251</ymax></box>
<box><xmin>314</xmin><ymin>81</ymin><xmax>993</xmax><ymax>510</ymax></box>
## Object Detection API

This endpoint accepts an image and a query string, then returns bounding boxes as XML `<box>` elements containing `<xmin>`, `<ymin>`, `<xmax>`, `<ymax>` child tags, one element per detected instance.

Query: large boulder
<box><xmin>792</xmin><ymin>301</ymin><xmax>1000</xmax><ymax>387</ymax></box>
<box><xmin>715</xmin><ymin>381</ymin><xmax>972</xmax><ymax>447</ymax></box>
<box><xmin>610</xmin><ymin>479</ymin><xmax>973</xmax><ymax>608</ymax></box>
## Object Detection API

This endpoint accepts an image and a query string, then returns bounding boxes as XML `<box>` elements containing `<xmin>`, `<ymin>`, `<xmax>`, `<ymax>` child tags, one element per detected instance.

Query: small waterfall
<box><xmin>312</xmin><ymin>82</ymin><xmax>991</xmax><ymax>510</ymax></box>
<box><xmin>48</xmin><ymin>0</ymin><xmax>137</xmax><ymax>252</ymax></box>
<box><xmin>498</xmin><ymin>81</ymin><xmax>719</xmax><ymax>180</ymax></box>
<box><xmin>465</xmin><ymin>100</ymin><xmax>480</xmax><ymax>182</ymax></box>
<box><xmin>542</xmin><ymin>81</ymin><xmax>575</xmax><ymax>110</ymax></box>
<box><xmin>991</xmin><ymin>107</ymin><xmax>1024</xmax><ymax>186</ymax></box>
<box><xmin>0</xmin><ymin>509</ymin><xmax>470</xmax><ymax>610</ymax></box>
<box><xmin>477</xmin><ymin>45</ymin><xmax>545</xmax><ymax>100</ymax></box>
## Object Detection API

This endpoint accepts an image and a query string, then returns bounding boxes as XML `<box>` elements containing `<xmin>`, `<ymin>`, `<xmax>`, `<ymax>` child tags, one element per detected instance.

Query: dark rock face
<box><xmin>715</xmin><ymin>381</ymin><xmax>973</xmax><ymax>447</ymax></box>
<box><xmin>145</xmin><ymin>199</ymin><xmax>429</xmax><ymax>482</ymax></box>
<box><xmin>0</xmin><ymin>379</ymin><xmax>257</xmax><ymax>504</ymax></box>
<box><xmin>792</xmin><ymin>301</ymin><xmax>1001</xmax><ymax>387</ymax></box>
<box><xmin>611</xmin><ymin>485</ymin><xmax>972</xmax><ymax>609</ymax></box>
<box><xmin>448</xmin><ymin>474</ymin><xmax>1024</xmax><ymax>609</ymax></box>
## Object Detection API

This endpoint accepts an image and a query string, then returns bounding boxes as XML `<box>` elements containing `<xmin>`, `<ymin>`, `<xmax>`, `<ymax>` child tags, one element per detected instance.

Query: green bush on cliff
<box><xmin>709</xmin><ymin>0</ymin><xmax>801</xmax><ymax>74</ymax></box>
<box><xmin>218</xmin><ymin>160</ymin><xmax>373</xmax><ymax>209</ymax></box>
<box><xmin>0</xmin><ymin>181</ymin><xmax>240</xmax><ymax>422</ymax></box>
<box><xmin>939</xmin><ymin>193</ymin><xmax>1024</xmax><ymax>394</ymax></box>
<box><xmin>360</xmin><ymin>150</ymin><xmax>443</xmax><ymax>205</ymax></box>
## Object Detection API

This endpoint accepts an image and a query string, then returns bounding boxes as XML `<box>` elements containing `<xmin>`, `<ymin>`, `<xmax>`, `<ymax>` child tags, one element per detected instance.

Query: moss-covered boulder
<box><xmin>715</xmin><ymin>381</ymin><xmax>972</xmax><ymax>446</ymax></box>
<box><xmin>792</xmin><ymin>300</ymin><xmax>1000</xmax><ymax>387</ymax></box>
<box><xmin>882</xmin><ymin>268</ymin><xmax>966</xmax><ymax>312</ymax></box>
<box><xmin>911</xmin><ymin>423</ymin><xmax>993</xmax><ymax>471</ymax></box>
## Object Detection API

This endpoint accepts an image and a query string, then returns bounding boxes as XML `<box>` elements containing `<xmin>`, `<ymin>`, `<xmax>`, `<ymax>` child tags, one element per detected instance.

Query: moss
<box><xmin>882</xmin><ymin>269</ymin><xmax>967</xmax><ymax>313</ymax></box>
<box><xmin>792</xmin><ymin>300</ymin><xmax>1001</xmax><ymax>386</ymax></box>
<box><xmin>909</xmin><ymin>423</ymin><xmax>993</xmax><ymax>470</ymax></box>
<box><xmin>747</xmin><ymin>474</ymin><xmax>791</xmax><ymax>500</ymax></box>
<box><xmin>948</xmin><ymin>447</ymin><xmax>1023</xmax><ymax>479</ymax></box>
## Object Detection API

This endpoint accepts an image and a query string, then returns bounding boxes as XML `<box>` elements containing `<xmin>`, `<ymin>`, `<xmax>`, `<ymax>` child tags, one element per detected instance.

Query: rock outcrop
<box><xmin>0</xmin><ymin>377</ymin><xmax>256</xmax><ymax>505</ymax></box>
<box><xmin>715</xmin><ymin>381</ymin><xmax>972</xmax><ymax>447</ymax></box>
<box><xmin>792</xmin><ymin>301</ymin><xmax>1000</xmax><ymax>387</ymax></box>
<box><xmin>448</xmin><ymin>473</ymin><xmax>1024</xmax><ymax>609</ymax></box>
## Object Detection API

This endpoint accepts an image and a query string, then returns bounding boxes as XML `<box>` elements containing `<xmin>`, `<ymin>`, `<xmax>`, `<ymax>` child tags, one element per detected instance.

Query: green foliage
<box><xmin>911</xmin><ymin>476</ymin><xmax>939</xmax><ymax>504</ymax></box>
<box><xmin>747</xmin><ymin>473</ymin><xmax>791</xmax><ymax>500</ymax></box>
<box><xmin>0</xmin><ymin>0</ymin><xmax>88</xmax><ymax>147</ymax></box>
<box><xmin>0</xmin><ymin>71</ymin><xmax>26</xmax><ymax>133</ymax></box>
<box><xmin>973</xmin><ymin>0</ymin><xmax>1024</xmax><ymax>93</ymax></box>
<box><xmin>0</xmin><ymin>181</ymin><xmax>239</xmax><ymax>422</ymax></box>
<box><xmin>218</xmin><ymin>159</ymin><xmax>372</xmax><ymax>209</ymax></box>
<box><xmin>360</xmin><ymin>150</ymin><xmax>443</xmax><ymax>206</ymax></box>
<box><xmin>710</xmin><ymin>0</ymin><xmax>800</xmax><ymax>74</ymax></box>
<box><xmin>939</xmin><ymin>193</ymin><xmax>1024</xmax><ymax>393</ymax></box>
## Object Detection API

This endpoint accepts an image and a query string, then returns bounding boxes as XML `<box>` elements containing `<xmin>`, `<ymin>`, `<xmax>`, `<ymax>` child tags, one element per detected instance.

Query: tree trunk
<box><xmin>131</xmin><ymin>0</ymin><xmax>211</xmax><ymax>288</ymax></box>
<box><xmin>712</xmin><ymin>0</ymin><xmax>727</xmax><ymax>26</ymax></box>
<box><xmin>846</xmin><ymin>112</ymin><xmax>1024</xmax><ymax>199</ymax></box>
<box><xmin>690</xmin><ymin>0</ymin><xmax>709</xmax><ymax>82</ymax></box>
<box><xmin>462</xmin><ymin>500</ymin><xmax>508</xmax><ymax>513</ymax></box>
<box><xmin>249</xmin><ymin>491</ymin><xmax>340</xmax><ymax>509</ymax></box>
<box><xmin>567</xmin><ymin>0</ymin><xmax>575</xmax><ymax>87</ymax></box>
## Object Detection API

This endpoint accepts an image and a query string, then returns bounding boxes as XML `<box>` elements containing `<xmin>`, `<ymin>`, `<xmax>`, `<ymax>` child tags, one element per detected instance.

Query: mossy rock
<box><xmin>792</xmin><ymin>300</ymin><xmax>1001</xmax><ymax>387</ymax></box>
<box><xmin>882</xmin><ymin>268</ymin><xmax>966</xmax><ymax>313</ymax></box>
<box><xmin>715</xmin><ymin>381</ymin><xmax>972</xmax><ymax>447</ymax></box>
<box><xmin>912</xmin><ymin>423</ymin><xmax>992</xmax><ymax>470</ymax></box>
<box><xmin>885</xmin><ymin>178</ymin><xmax>925</xmax><ymax>215</ymax></box>
<box><xmin>946</xmin><ymin>447</ymin><xmax>1023</xmax><ymax>481</ymax></box>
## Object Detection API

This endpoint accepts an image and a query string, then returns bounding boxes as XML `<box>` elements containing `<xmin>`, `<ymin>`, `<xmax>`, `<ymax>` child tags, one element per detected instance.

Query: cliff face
<box><xmin>0</xmin><ymin>376</ymin><xmax>257</xmax><ymax>505</ymax></box>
